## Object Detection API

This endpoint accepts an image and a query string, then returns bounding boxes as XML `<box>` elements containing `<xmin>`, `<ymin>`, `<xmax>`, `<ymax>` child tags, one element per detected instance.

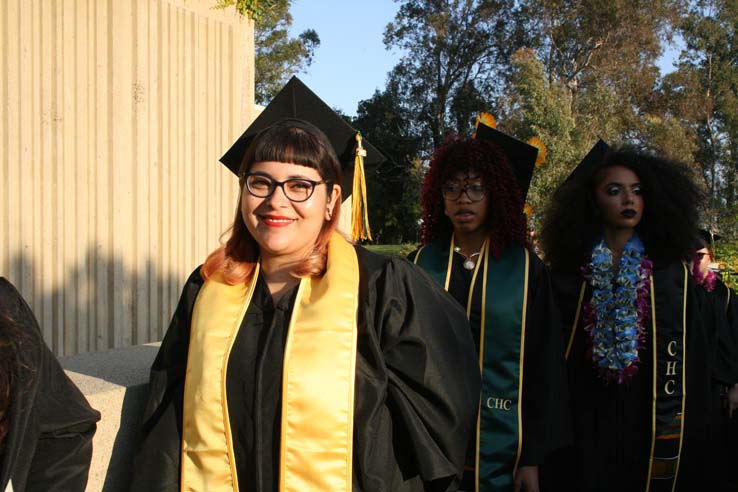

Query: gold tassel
<box><xmin>527</xmin><ymin>137</ymin><xmax>547</xmax><ymax>167</ymax></box>
<box><xmin>473</xmin><ymin>112</ymin><xmax>497</xmax><ymax>138</ymax></box>
<box><xmin>351</xmin><ymin>133</ymin><xmax>372</xmax><ymax>241</ymax></box>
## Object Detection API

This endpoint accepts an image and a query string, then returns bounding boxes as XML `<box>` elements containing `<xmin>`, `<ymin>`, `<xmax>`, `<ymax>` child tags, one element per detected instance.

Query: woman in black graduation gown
<box><xmin>130</xmin><ymin>116</ymin><xmax>480</xmax><ymax>491</ymax></box>
<box><xmin>410</xmin><ymin>125</ymin><xmax>570</xmax><ymax>492</ymax></box>
<box><xmin>0</xmin><ymin>277</ymin><xmax>100</xmax><ymax>492</ymax></box>
<box><xmin>539</xmin><ymin>144</ymin><xmax>734</xmax><ymax>491</ymax></box>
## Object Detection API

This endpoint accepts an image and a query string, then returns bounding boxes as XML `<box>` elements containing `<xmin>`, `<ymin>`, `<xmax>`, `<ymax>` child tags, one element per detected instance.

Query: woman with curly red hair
<box><xmin>411</xmin><ymin>124</ymin><xmax>569</xmax><ymax>492</ymax></box>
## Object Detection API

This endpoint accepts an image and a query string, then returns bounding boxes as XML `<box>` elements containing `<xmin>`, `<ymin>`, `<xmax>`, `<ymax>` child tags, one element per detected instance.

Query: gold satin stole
<box><xmin>181</xmin><ymin>232</ymin><xmax>359</xmax><ymax>492</ymax></box>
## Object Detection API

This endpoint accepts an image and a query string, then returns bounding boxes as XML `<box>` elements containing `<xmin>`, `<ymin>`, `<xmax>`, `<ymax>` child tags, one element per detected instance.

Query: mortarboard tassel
<box><xmin>527</xmin><ymin>137</ymin><xmax>547</xmax><ymax>167</ymax></box>
<box><xmin>351</xmin><ymin>133</ymin><xmax>372</xmax><ymax>242</ymax></box>
<box><xmin>472</xmin><ymin>112</ymin><xmax>497</xmax><ymax>138</ymax></box>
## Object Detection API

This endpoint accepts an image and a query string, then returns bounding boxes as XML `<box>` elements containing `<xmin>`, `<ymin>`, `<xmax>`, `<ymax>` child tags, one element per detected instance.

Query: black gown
<box><xmin>0</xmin><ymin>277</ymin><xmax>100</xmax><ymax>492</ymax></box>
<box><xmin>707</xmin><ymin>278</ymin><xmax>738</xmax><ymax>491</ymax></box>
<box><xmin>130</xmin><ymin>247</ymin><xmax>481</xmax><ymax>492</ymax></box>
<box><xmin>545</xmin><ymin>262</ymin><xmax>731</xmax><ymax>491</ymax></box>
<box><xmin>446</xmin><ymin>250</ymin><xmax>570</xmax><ymax>489</ymax></box>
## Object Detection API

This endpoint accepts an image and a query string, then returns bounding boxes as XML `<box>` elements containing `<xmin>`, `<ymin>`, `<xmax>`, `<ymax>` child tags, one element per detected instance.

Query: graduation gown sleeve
<box><xmin>518</xmin><ymin>256</ymin><xmax>571</xmax><ymax>466</ymax></box>
<box><xmin>0</xmin><ymin>278</ymin><xmax>100</xmax><ymax>492</ymax></box>
<box><xmin>352</xmin><ymin>248</ymin><xmax>481</xmax><ymax>491</ymax></box>
<box><xmin>129</xmin><ymin>268</ymin><xmax>205</xmax><ymax>492</ymax></box>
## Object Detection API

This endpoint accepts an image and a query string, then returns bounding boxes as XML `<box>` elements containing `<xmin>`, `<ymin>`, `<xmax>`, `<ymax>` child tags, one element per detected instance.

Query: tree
<box><xmin>514</xmin><ymin>0</ymin><xmax>686</xmax><ymax>138</ymax></box>
<box><xmin>352</xmin><ymin>84</ymin><xmax>425</xmax><ymax>244</ymax></box>
<box><xmin>505</xmin><ymin>48</ymin><xmax>579</xmax><ymax>229</ymax></box>
<box><xmin>369</xmin><ymin>0</ymin><xmax>737</xmax><ymax>246</ymax></box>
<box><xmin>216</xmin><ymin>1</ymin><xmax>320</xmax><ymax>104</ymax></box>
<box><xmin>383</xmin><ymin>0</ymin><xmax>516</xmax><ymax>148</ymax></box>
<box><xmin>254</xmin><ymin>0</ymin><xmax>320</xmax><ymax>104</ymax></box>
<box><xmin>660</xmin><ymin>0</ymin><xmax>738</xmax><ymax>238</ymax></box>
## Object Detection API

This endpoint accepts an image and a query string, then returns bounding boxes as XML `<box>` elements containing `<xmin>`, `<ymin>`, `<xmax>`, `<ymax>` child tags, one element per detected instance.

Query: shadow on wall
<box><xmin>6</xmin><ymin>246</ymin><xmax>186</xmax><ymax>357</ymax></box>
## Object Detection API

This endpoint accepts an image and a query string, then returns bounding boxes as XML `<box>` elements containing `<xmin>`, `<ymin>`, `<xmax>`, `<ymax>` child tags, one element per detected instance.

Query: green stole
<box><xmin>180</xmin><ymin>233</ymin><xmax>359</xmax><ymax>491</ymax></box>
<box><xmin>565</xmin><ymin>265</ymin><xmax>688</xmax><ymax>491</ymax></box>
<box><xmin>414</xmin><ymin>235</ymin><xmax>529</xmax><ymax>490</ymax></box>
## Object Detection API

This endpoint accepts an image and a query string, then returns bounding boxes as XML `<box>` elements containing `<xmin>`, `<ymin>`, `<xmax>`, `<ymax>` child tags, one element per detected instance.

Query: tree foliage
<box><xmin>661</xmin><ymin>0</ymin><xmax>738</xmax><ymax>238</ymax></box>
<box><xmin>355</xmin><ymin>0</ymin><xmax>737</xmax><ymax>249</ymax></box>
<box><xmin>505</xmin><ymin>48</ymin><xmax>579</xmax><ymax>226</ymax></box>
<box><xmin>215</xmin><ymin>0</ymin><xmax>276</xmax><ymax>20</ymax></box>
<box><xmin>252</xmin><ymin>0</ymin><xmax>320</xmax><ymax>104</ymax></box>
<box><xmin>351</xmin><ymin>84</ymin><xmax>425</xmax><ymax>244</ymax></box>
<box><xmin>216</xmin><ymin>0</ymin><xmax>320</xmax><ymax>104</ymax></box>
<box><xmin>383</xmin><ymin>0</ymin><xmax>516</xmax><ymax>148</ymax></box>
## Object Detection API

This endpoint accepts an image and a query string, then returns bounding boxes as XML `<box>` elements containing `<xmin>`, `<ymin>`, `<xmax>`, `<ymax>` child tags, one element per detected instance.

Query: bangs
<box><xmin>248</xmin><ymin>126</ymin><xmax>325</xmax><ymax>172</ymax></box>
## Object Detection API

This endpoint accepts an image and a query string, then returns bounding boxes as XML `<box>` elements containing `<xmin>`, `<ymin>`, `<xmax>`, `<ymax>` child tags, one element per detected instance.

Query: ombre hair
<box><xmin>202</xmin><ymin>119</ymin><xmax>342</xmax><ymax>285</ymax></box>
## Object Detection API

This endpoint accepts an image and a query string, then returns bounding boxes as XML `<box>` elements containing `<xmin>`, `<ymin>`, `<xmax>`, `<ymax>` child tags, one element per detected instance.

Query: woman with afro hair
<box><xmin>411</xmin><ymin>124</ymin><xmax>570</xmax><ymax>492</ymax></box>
<box><xmin>539</xmin><ymin>143</ymin><xmax>737</xmax><ymax>491</ymax></box>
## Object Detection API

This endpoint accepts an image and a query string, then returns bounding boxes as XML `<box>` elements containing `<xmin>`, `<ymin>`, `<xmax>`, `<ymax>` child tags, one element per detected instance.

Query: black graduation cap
<box><xmin>695</xmin><ymin>229</ymin><xmax>722</xmax><ymax>250</ymax></box>
<box><xmin>219</xmin><ymin>76</ymin><xmax>385</xmax><ymax>199</ymax></box>
<box><xmin>474</xmin><ymin>122</ymin><xmax>538</xmax><ymax>199</ymax></box>
<box><xmin>564</xmin><ymin>139</ymin><xmax>610</xmax><ymax>185</ymax></box>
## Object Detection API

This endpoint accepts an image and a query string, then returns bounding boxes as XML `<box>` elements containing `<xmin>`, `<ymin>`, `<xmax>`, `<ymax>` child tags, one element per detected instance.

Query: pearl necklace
<box><xmin>454</xmin><ymin>246</ymin><xmax>481</xmax><ymax>270</ymax></box>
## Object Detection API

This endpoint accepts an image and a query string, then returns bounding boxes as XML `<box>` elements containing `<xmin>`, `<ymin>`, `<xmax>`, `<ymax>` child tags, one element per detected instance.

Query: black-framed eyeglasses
<box><xmin>241</xmin><ymin>172</ymin><xmax>328</xmax><ymax>203</ymax></box>
<box><xmin>441</xmin><ymin>183</ymin><xmax>486</xmax><ymax>202</ymax></box>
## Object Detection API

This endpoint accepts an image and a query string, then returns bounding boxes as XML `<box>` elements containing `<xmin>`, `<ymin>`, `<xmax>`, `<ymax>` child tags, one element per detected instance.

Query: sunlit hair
<box><xmin>540</xmin><ymin>147</ymin><xmax>703</xmax><ymax>272</ymax></box>
<box><xmin>202</xmin><ymin>120</ymin><xmax>342</xmax><ymax>285</ymax></box>
<box><xmin>419</xmin><ymin>134</ymin><xmax>528</xmax><ymax>258</ymax></box>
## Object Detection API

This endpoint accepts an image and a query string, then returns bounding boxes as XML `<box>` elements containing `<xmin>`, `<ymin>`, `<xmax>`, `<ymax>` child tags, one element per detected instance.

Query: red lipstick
<box><xmin>260</xmin><ymin>215</ymin><xmax>295</xmax><ymax>227</ymax></box>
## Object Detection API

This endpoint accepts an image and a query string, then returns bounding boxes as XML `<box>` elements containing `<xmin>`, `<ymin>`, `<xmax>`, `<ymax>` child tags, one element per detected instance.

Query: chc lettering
<box><xmin>664</xmin><ymin>340</ymin><xmax>678</xmax><ymax>395</ymax></box>
<box><xmin>486</xmin><ymin>397</ymin><xmax>513</xmax><ymax>411</ymax></box>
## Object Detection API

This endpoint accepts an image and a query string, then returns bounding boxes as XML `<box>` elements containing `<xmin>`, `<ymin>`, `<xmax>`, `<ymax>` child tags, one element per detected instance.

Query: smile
<box><xmin>260</xmin><ymin>215</ymin><xmax>295</xmax><ymax>227</ymax></box>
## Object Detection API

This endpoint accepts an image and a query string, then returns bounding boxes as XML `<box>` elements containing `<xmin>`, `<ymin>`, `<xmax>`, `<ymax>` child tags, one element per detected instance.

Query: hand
<box><xmin>729</xmin><ymin>384</ymin><xmax>738</xmax><ymax>418</ymax></box>
<box><xmin>514</xmin><ymin>465</ymin><xmax>540</xmax><ymax>492</ymax></box>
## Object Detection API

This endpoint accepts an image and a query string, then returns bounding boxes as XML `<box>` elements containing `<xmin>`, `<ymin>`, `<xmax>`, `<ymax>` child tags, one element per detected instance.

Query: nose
<box><xmin>457</xmin><ymin>189</ymin><xmax>473</xmax><ymax>203</ymax></box>
<box><xmin>622</xmin><ymin>190</ymin><xmax>635</xmax><ymax>205</ymax></box>
<box><xmin>265</xmin><ymin>183</ymin><xmax>291</xmax><ymax>206</ymax></box>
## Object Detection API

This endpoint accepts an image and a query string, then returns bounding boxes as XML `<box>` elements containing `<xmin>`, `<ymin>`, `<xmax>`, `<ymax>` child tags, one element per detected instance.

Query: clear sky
<box><xmin>289</xmin><ymin>0</ymin><xmax>402</xmax><ymax>117</ymax></box>
<box><xmin>288</xmin><ymin>2</ymin><xmax>682</xmax><ymax>117</ymax></box>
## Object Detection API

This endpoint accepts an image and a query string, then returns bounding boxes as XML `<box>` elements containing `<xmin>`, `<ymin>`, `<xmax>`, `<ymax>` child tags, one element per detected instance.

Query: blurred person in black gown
<box><xmin>691</xmin><ymin>229</ymin><xmax>738</xmax><ymax>491</ymax></box>
<box><xmin>0</xmin><ymin>277</ymin><xmax>100</xmax><ymax>492</ymax></box>
<box><xmin>130</xmin><ymin>77</ymin><xmax>480</xmax><ymax>492</ymax></box>
<box><xmin>539</xmin><ymin>142</ymin><xmax>737</xmax><ymax>491</ymax></box>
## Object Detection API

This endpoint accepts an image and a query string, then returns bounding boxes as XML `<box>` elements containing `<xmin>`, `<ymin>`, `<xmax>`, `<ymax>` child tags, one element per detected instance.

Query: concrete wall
<box><xmin>1</xmin><ymin>0</ymin><xmax>255</xmax><ymax>356</ymax></box>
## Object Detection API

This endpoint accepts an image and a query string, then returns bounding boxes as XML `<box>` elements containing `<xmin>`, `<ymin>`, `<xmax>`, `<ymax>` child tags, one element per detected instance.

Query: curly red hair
<box><xmin>420</xmin><ymin>135</ymin><xmax>528</xmax><ymax>258</ymax></box>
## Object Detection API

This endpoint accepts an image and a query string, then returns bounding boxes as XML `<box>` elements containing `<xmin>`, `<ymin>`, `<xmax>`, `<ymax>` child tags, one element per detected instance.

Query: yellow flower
<box><xmin>475</xmin><ymin>112</ymin><xmax>497</xmax><ymax>129</ymax></box>
<box><xmin>524</xmin><ymin>203</ymin><xmax>534</xmax><ymax>217</ymax></box>
<box><xmin>528</xmin><ymin>137</ymin><xmax>547</xmax><ymax>167</ymax></box>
